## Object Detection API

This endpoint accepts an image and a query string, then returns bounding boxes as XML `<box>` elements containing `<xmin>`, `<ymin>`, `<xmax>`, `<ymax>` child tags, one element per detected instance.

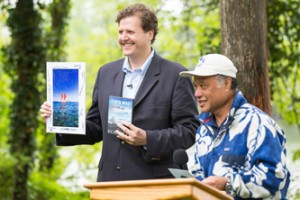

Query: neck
<box><xmin>215</xmin><ymin>116</ymin><xmax>225</xmax><ymax>127</ymax></box>
<box><xmin>129</xmin><ymin>48</ymin><xmax>152</xmax><ymax>69</ymax></box>
<box><xmin>214</xmin><ymin>96</ymin><xmax>235</xmax><ymax>126</ymax></box>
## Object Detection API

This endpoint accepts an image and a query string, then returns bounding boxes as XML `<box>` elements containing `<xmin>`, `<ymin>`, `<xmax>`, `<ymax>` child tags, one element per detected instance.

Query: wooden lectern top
<box><xmin>84</xmin><ymin>178</ymin><xmax>233</xmax><ymax>200</ymax></box>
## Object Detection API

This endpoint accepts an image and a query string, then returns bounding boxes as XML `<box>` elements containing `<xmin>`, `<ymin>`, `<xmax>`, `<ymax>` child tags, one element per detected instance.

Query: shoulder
<box><xmin>235</xmin><ymin>103</ymin><xmax>284</xmax><ymax>138</ymax></box>
<box><xmin>153</xmin><ymin>53</ymin><xmax>187</xmax><ymax>73</ymax></box>
<box><xmin>239</xmin><ymin>103</ymin><xmax>274</xmax><ymax>124</ymax></box>
<box><xmin>99</xmin><ymin>58</ymin><xmax>125</xmax><ymax>73</ymax></box>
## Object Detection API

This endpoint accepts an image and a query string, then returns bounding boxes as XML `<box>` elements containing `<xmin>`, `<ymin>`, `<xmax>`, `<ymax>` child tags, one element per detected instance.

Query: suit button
<box><xmin>116</xmin><ymin>166</ymin><xmax>121</xmax><ymax>171</ymax></box>
<box><xmin>151</xmin><ymin>157</ymin><xmax>160</xmax><ymax>161</ymax></box>
<box><xmin>121</xmin><ymin>141</ymin><xmax>126</xmax><ymax>145</ymax></box>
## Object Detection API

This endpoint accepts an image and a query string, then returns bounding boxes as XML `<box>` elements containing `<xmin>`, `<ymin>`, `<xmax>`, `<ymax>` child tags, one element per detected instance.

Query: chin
<box><xmin>199</xmin><ymin>106</ymin><xmax>208</xmax><ymax>113</ymax></box>
<box><xmin>123</xmin><ymin>49</ymin><xmax>133</xmax><ymax>56</ymax></box>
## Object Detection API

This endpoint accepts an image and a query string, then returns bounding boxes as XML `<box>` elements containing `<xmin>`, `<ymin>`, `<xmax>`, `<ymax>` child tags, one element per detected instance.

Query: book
<box><xmin>168</xmin><ymin>168</ymin><xmax>194</xmax><ymax>179</ymax></box>
<box><xmin>107</xmin><ymin>96</ymin><xmax>133</xmax><ymax>134</ymax></box>
<box><xmin>46</xmin><ymin>62</ymin><xmax>86</xmax><ymax>134</ymax></box>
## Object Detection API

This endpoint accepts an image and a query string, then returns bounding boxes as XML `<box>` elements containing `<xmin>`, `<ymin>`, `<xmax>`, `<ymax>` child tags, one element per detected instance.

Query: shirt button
<box><xmin>121</xmin><ymin>141</ymin><xmax>126</xmax><ymax>145</ymax></box>
<box><xmin>116</xmin><ymin>166</ymin><xmax>121</xmax><ymax>171</ymax></box>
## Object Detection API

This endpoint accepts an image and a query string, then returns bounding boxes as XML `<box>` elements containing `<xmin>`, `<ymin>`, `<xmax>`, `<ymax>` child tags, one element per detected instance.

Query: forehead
<box><xmin>193</xmin><ymin>76</ymin><xmax>216</xmax><ymax>84</ymax></box>
<box><xmin>119</xmin><ymin>15</ymin><xmax>141</xmax><ymax>28</ymax></box>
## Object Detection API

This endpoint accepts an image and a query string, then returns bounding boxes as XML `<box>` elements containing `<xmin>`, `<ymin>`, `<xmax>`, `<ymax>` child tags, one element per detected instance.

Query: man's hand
<box><xmin>116</xmin><ymin>122</ymin><xmax>147</xmax><ymax>146</ymax></box>
<box><xmin>202</xmin><ymin>176</ymin><xmax>227</xmax><ymax>191</ymax></box>
<box><xmin>40</xmin><ymin>102</ymin><xmax>52</xmax><ymax>121</ymax></box>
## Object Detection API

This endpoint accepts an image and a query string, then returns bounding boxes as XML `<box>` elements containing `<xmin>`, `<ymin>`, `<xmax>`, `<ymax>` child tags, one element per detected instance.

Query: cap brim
<box><xmin>179</xmin><ymin>71</ymin><xmax>218</xmax><ymax>77</ymax></box>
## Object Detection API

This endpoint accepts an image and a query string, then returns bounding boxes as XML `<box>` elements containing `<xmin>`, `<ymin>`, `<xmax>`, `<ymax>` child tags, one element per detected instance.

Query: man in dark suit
<box><xmin>40</xmin><ymin>3</ymin><xmax>199</xmax><ymax>182</ymax></box>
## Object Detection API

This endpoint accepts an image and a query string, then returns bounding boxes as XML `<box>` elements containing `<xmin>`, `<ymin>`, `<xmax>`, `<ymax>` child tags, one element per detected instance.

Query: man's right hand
<box><xmin>40</xmin><ymin>102</ymin><xmax>52</xmax><ymax>121</ymax></box>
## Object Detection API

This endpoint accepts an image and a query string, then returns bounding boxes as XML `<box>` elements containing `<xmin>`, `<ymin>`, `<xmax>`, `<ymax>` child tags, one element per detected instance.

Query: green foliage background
<box><xmin>267</xmin><ymin>0</ymin><xmax>300</xmax><ymax>128</ymax></box>
<box><xmin>0</xmin><ymin>0</ymin><xmax>299</xmax><ymax>199</ymax></box>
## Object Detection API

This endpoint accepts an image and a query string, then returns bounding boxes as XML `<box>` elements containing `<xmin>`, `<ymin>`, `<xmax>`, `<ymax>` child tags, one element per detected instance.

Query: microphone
<box><xmin>126</xmin><ymin>84</ymin><xmax>133</xmax><ymax>89</ymax></box>
<box><xmin>173</xmin><ymin>149</ymin><xmax>188</xmax><ymax>170</ymax></box>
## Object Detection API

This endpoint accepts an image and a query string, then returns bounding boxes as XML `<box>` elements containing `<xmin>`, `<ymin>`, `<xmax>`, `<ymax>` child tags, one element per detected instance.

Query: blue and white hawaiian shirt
<box><xmin>191</xmin><ymin>91</ymin><xmax>290</xmax><ymax>199</ymax></box>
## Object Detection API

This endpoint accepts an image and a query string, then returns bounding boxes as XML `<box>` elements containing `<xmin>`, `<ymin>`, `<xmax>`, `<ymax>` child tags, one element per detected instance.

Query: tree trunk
<box><xmin>220</xmin><ymin>0</ymin><xmax>271</xmax><ymax>115</ymax></box>
<box><xmin>5</xmin><ymin>0</ymin><xmax>45</xmax><ymax>199</ymax></box>
<box><xmin>39</xmin><ymin>0</ymin><xmax>71</xmax><ymax>173</ymax></box>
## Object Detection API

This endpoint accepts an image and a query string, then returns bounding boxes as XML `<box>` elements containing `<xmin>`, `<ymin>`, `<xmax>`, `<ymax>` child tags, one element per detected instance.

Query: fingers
<box><xmin>119</xmin><ymin>122</ymin><xmax>133</xmax><ymax>130</ymax></box>
<box><xmin>115</xmin><ymin>122</ymin><xmax>147</xmax><ymax>146</ymax></box>
<box><xmin>202</xmin><ymin>176</ymin><xmax>227</xmax><ymax>190</ymax></box>
<box><xmin>115</xmin><ymin>122</ymin><xmax>136</xmax><ymax>144</ymax></box>
<box><xmin>115</xmin><ymin>122</ymin><xmax>131</xmax><ymax>140</ymax></box>
<box><xmin>40</xmin><ymin>102</ymin><xmax>52</xmax><ymax>121</ymax></box>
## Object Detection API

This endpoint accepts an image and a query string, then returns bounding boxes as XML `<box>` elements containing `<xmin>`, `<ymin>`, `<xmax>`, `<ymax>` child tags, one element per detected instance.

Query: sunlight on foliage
<box><xmin>28</xmin><ymin>171</ymin><xmax>89</xmax><ymax>200</ymax></box>
<box><xmin>0</xmin><ymin>0</ymin><xmax>299</xmax><ymax>199</ymax></box>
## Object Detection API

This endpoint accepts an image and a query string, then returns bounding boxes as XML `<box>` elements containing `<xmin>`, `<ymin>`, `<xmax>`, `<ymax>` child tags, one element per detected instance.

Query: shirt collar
<box><xmin>122</xmin><ymin>50</ymin><xmax>154</xmax><ymax>74</ymax></box>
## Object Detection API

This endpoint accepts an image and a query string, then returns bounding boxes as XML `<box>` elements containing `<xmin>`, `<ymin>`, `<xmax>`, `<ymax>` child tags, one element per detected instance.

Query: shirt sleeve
<box><xmin>230</xmin><ymin>121</ymin><xmax>290</xmax><ymax>199</ymax></box>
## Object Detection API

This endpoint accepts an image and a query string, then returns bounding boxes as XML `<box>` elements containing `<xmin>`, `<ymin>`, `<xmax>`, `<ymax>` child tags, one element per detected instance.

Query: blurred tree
<box><xmin>267</xmin><ymin>1</ymin><xmax>300</xmax><ymax>197</ymax></box>
<box><xmin>38</xmin><ymin>0</ymin><xmax>71</xmax><ymax>173</ymax></box>
<box><xmin>220</xmin><ymin>0</ymin><xmax>271</xmax><ymax>114</ymax></box>
<box><xmin>2</xmin><ymin>1</ymin><xmax>46</xmax><ymax>199</ymax></box>
<box><xmin>0</xmin><ymin>0</ymin><xmax>299</xmax><ymax>198</ymax></box>
<box><xmin>1</xmin><ymin>0</ymin><xmax>71</xmax><ymax>199</ymax></box>
<box><xmin>267</xmin><ymin>0</ymin><xmax>300</xmax><ymax>129</ymax></box>
<box><xmin>0</xmin><ymin>11</ymin><xmax>12</xmax><ymax>149</ymax></box>
<box><xmin>155</xmin><ymin>0</ymin><xmax>220</xmax><ymax>67</ymax></box>
<box><xmin>1</xmin><ymin>0</ymin><xmax>45</xmax><ymax>200</ymax></box>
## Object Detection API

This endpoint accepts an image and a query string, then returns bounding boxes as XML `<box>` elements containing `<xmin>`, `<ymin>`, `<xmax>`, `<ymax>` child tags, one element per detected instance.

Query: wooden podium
<box><xmin>84</xmin><ymin>178</ymin><xmax>233</xmax><ymax>200</ymax></box>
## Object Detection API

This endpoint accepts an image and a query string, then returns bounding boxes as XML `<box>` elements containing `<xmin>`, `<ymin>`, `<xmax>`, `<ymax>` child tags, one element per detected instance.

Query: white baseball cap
<box><xmin>180</xmin><ymin>54</ymin><xmax>238</xmax><ymax>78</ymax></box>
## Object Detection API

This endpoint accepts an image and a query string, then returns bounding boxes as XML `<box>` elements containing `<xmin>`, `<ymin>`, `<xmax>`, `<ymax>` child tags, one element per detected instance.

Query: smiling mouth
<box><xmin>198</xmin><ymin>100</ymin><xmax>206</xmax><ymax>106</ymax></box>
<box><xmin>122</xmin><ymin>43</ymin><xmax>134</xmax><ymax>47</ymax></box>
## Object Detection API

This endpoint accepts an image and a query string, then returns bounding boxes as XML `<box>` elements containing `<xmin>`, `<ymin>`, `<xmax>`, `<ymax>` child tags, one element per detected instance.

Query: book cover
<box><xmin>46</xmin><ymin>62</ymin><xmax>86</xmax><ymax>134</ymax></box>
<box><xmin>168</xmin><ymin>168</ymin><xmax>194</xmax><ymax>179</ymax></box>
<box><xmin>107</xmin><ymin>96</ymin><xmax>133</xmax><ymax>134</ymax></box>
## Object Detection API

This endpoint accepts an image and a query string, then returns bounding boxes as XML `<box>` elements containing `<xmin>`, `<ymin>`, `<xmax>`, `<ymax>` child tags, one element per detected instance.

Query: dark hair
<box><xmin>115</xmin><ymin>3</ymin><xmax>159</xmax><ymax>44</ymax></box>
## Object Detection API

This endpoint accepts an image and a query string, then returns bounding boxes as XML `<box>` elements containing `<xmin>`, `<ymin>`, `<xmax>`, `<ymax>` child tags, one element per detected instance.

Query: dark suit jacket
<box><xmin>56</xmin><ymin>53</ymin><xmax>199</xmax><ymax>181</ymax></box>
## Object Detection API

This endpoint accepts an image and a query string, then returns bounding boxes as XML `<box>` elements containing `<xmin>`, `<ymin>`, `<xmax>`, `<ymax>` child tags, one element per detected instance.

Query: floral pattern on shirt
<box><xmin>191</xmin><ymin>91</ymin><xmax>290</xmax><ymax>200</ymax></box>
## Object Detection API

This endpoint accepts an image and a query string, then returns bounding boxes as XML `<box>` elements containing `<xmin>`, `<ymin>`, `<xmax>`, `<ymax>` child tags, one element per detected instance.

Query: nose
<box><xmin>194</xmin><ymin>87</ymin><xmax>202</xmax><ymax>98</ymax></box>
<box><xmin>119</xmin><ymin>32</ymin><xmax>128</xmax><ymax>41</ymax></box>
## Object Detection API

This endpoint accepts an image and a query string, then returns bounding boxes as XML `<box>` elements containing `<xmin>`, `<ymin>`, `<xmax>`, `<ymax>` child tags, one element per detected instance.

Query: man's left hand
<box><xmin>116</xmin><ymin>122</ymin><xmax>147</xmax><ymax>146</ymax></box>
<box><xmin>202</xmin><ymin>176</ymin><xmax>227</xmax><ymax>191</ymax></box>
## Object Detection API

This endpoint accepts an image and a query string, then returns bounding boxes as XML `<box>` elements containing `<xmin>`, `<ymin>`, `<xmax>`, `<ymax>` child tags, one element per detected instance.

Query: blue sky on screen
<box><xmin>53</xmin><ymin>69</ymin><xmax>78</xmax><ymax>102</ymax></box>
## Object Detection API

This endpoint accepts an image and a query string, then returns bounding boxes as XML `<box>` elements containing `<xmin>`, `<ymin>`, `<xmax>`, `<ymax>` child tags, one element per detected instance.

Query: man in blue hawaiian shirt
<box><xmin>180</xmin><ymin>54</ymin><xmax>290</xmax><ymax>199</ymax></box>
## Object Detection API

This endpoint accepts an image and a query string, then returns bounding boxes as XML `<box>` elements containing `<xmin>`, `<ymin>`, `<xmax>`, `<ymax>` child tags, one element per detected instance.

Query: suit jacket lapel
<box><xmin>113</xmin><ymin>61</ymin><xmax>125</xmax><ymax>97</ymax></box>
<box><xmin>134</xmin><ymin>54</ymin><xmax>160</xmax><ymax>106</ymax></box>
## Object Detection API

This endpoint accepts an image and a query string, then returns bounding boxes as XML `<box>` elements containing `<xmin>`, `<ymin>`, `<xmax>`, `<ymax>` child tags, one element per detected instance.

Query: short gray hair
<box><xmin>216</xmin><ymin>74</ymin><xmax>238</xmax><ymax>91</ymax></box>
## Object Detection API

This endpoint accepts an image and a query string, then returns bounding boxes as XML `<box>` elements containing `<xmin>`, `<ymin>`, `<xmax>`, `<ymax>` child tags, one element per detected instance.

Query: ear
<box><xmin>147</xmin><ymin>30</ymin><xmax>154</xmax><ymax>41</ymax></box>
<box><xmin>224</xmin><ymin>77</ymin><xmax>232</xmax><ymax>91</ymax></box>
